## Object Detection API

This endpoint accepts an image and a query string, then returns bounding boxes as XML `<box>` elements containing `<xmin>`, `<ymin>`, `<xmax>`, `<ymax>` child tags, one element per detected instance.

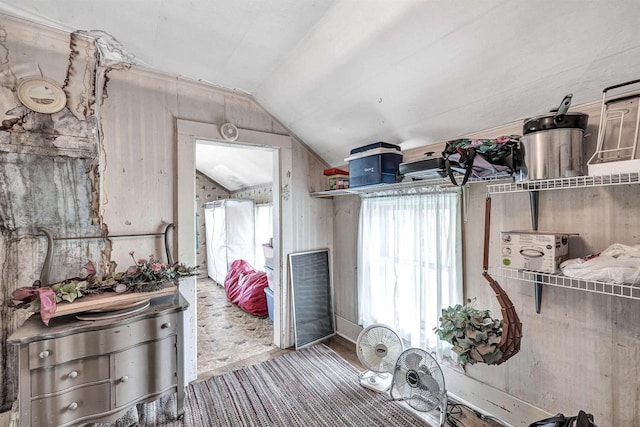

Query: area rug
<box><xmin>184</xmin><ymin>344</ymin><xmax>430</xmax><ymax>427</ymax></box>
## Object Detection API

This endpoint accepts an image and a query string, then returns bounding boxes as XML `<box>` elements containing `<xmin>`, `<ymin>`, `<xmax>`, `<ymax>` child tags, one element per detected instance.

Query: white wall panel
<box><xmin>331</xmin><ymin>96</ymin><xmax>640</xmax><ymax>424</ymax></box>
<box><xmin>332</xmin><ymin>195</ymin><xmax>360</xmax><ymax>325</ymax></box>
<box><xmin>279</xmin><ymin>139</ymin><xmax>334</xmax><ymax>347</ymax></box>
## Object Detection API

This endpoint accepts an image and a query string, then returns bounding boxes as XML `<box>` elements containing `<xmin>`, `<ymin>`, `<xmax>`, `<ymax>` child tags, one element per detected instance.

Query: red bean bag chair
<box><xmin>223</xmin><ymin>260</ymin><xmax>268</xmax><ymax>316</ymax></box>
<box><xmin>237</xmin><ymin>271</ymin><xmax>269</xmax><ymax>317</ymax></box>
<box><xmin>224</xmin><ymin>259</ymin><xmax>254</xmax><ymax>304</ymax></box>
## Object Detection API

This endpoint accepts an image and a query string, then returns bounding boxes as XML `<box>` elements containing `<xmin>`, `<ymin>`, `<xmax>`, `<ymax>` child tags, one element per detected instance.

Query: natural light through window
<box><xmin>357</xmin><ymin>191</ymin><xmax>463</xmax><ymax>357</ymax></box>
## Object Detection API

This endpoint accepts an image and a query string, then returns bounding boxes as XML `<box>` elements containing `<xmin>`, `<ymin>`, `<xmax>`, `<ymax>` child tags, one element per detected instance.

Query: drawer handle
<box><xmin>39</xmin><ymin>350</ymin><xmax>50</xmax><ymax>359</ymax></box>
<box><xmin>120</xmin><ymin>375</ymin><xmax>129</xmax><ymax>383</ymax></box>
<box><xmin>67</xmin><ymin>402</ymin><xmax>78</xmax><ymax>411</ymax></box>
<box><xmin>68</xmin><ymin>371</ymin><xmax>78</xmax><ymax>379</ymax></box>
<box><xmin>161</xmin><ymin>322</ymin><xmax>172</xmax><ymax>329</ymax></box>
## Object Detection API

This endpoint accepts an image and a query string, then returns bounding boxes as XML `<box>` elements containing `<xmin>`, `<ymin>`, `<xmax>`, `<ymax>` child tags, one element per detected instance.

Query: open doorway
<box><xmin>194</xmin><ymin>140</ymin><xmax>277</xmax><ymax>377</ymax></box>
<box><xmin>177</xmin><ymin>120</ymin><xmax>294</xmax><ymax>383</ymax></box>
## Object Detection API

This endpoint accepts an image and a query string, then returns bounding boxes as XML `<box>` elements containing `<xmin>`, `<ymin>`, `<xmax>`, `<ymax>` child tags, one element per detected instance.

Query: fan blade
<box><xmin>381</xmin><ymin>328</ymin><xmax>397</xmax><ymax>345</ymax></box>
<box><xmin>370</xmin><ymin>326</ymin><xmax>385</xmax><ymax>345</ymax></box>
<box><xmin>393</xmin><ymin>371</ymin><xmax>412</xmax><ymax>398</ymax></box>
<box><xmin>418</xmin><ymin>370</ymin><xmax>441</xmax><ymax>395</ymax></box>
<box><xmin>385</xmin><ymin>339</ymin><xmax>403</xmax><ymax>356</ymax></box>
<box><xmin>404</xmin><ymin>351</ymin><xmax>424</xmax><ymax>371</ymax></box>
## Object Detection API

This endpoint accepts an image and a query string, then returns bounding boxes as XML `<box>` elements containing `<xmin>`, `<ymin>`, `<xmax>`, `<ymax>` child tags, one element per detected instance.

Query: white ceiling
<box><xmin>195</xmin><ymin>141</ymin><xmax>273</xmax><ymax>192</ymax></box>
<box><xmin>2</xmin><ymin>1</ymin><xmax>640</xmax><ymax>168</ymax></box>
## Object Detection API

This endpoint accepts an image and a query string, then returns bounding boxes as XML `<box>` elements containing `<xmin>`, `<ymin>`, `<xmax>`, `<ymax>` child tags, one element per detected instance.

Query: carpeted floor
<box><xmin>184</xmin><ymin>344</ymin><xmax>430</xmax><ymax>427</ymax></box>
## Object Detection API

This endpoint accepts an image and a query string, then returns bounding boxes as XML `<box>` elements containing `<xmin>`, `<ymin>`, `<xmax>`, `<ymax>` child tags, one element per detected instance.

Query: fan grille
<box><xmin>220</xmin><ymin>122</ymin><xmax>239</xmax><ymax>141</ymax></box>
<box><xmin>393</xmin><ymin>348</ymin><xmax>446</xmax><ymax>412</ymax></box>
<box><xmin>356</xmin><ymin>324</ymin><xmax>403</xmax><ymax>373</ymax></box>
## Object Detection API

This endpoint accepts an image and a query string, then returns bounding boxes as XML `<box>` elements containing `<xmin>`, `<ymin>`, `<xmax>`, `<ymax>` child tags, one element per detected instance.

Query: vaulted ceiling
<box><xmin>2</xmin><ymin>1</ymin><xmax>640</xmax><ymax>168</ymax></box>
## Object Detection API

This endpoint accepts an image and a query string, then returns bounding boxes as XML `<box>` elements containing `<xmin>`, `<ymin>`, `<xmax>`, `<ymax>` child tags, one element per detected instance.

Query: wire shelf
<box><xmin>487</xmin><ymin>172</ymin><xmax>640</xmax><ymax>194</ymax></box>
<box><xmin>311</xmin><ymin>175</ymin><xmax>512</xmax><ymax>198</ymax></box>
<box><xmin>487</xmin><ymin>266</ymin><xmax>640</xmax><ymax>301</ymax></box>
<box><xmin>310</xmin><ymin>178</ymin><xmax>454</xmax><ymax>198</ymax></box>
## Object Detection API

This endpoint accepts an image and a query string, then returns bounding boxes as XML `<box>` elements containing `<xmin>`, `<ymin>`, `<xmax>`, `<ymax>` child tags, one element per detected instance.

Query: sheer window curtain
<box><xmin>357</xmin><ymin>191</ymin><xmax>463</xmax><ymax>357</ymax></box>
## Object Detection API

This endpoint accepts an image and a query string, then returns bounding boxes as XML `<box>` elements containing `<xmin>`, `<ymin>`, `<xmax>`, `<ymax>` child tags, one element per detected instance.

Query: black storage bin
<box><xmin>350</xmin><ymin>142</ymin><xmax>401</xmax><ymax>155</ymax></box>
<box><xmin>348</xmin><ymin>150</ymin><xmax>403</xmax><ymax>187</ymax></box>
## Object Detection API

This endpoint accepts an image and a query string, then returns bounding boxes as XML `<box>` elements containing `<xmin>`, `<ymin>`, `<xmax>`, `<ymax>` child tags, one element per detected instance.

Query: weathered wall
<box><xmin>97</xmin><ymin>67</ymin><xmax>290</xmax><ymax>272</ymax></box>
<box><xmin>332</xmin><ymin>98</ymin><xmax>640</xmax><ymax>424</ymax></box>
<box><xmin>0</xmin><ymin>16</ymin><xmax>101</xmax><ymax>410</ymax></box>
<box><xmin>0</xmin><ymin>12</ymin><xmax>334</xmax><ymax>412</ymax></box>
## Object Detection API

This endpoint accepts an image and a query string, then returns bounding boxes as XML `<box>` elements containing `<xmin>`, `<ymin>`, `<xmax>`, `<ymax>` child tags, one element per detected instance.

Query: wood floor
<box><xmin>196</xmin><ymin>280</ymin><xmax>504</xmax><ymax>427</ymax></box>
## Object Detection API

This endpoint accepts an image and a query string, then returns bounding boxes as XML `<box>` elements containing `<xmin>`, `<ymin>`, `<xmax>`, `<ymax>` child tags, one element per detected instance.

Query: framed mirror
<box><xmin>17</xmin><ymin>76</ymin><xmax>67</xmax><ymax>114</ymax></box>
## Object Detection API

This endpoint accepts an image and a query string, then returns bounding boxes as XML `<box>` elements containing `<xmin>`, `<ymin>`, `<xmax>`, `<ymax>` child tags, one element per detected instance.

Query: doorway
<box><xmin>194</xmin><ymin>140</ymin><xmax>276</xmax><ymax>377</ymax></box>
<box><xmin>177</xmin><ymin>119</ymin><xmax>294</xmax><ymax>384</ymax></box>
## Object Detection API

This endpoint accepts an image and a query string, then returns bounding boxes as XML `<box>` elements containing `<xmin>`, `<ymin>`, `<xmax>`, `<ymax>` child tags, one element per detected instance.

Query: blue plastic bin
<box><xmin>347</xmin><ymin>150</ymin><xmax>403</xmax><ymax>187</ymax></box>
<box><xmin>264</xmin><ymin>287</ymin><xmax>274</xmax><ymax>321</ymax></box>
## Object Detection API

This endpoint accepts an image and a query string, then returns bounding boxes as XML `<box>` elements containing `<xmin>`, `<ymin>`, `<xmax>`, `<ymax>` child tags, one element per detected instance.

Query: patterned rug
<box><xmin>184</xmin><ymin>344</ymin><xmax>430</xmax><ymax>427</ymax></box>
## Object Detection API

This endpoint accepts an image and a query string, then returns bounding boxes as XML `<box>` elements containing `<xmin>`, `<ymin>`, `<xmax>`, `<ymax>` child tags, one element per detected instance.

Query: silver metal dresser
<box><xmin>8</xmin><ymin>294</ymin><xmax>188</xmax><ymax>427</ymax></box>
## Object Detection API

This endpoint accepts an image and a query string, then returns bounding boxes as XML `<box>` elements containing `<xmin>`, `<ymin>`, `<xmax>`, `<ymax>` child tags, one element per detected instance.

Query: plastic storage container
<box><xmin>262</xmin><ymin>244</ymin><xmax>274</xmax><ymax>268</ymax></box>
<box><xmin>349</xmin><ymin>141</ymin><xmax>401</xmax><ymax>154</ymax></box>
<box><xmin>345</xmin><ymin>144</ymin><xmax>403</xmax><ymax>187</ymax></box>
<box><xmin>264</xmin><ymin>287</ymin><xmax>274</xmax><ymax>320</ymax></box>
<box><xmin>327</xmin><ymin>175</ymin><xmax>349</xmax><ymax>190</ymax></box>
<box><xmin>264</xmin><ymin>265</ymin><xmax>275</xmax><ymax>289</ymax></box>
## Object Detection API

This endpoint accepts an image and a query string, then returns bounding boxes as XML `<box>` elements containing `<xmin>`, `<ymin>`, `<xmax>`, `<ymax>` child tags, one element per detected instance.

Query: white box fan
<box><xmin>356</xmin><ymin>324</ymin><xmax>404</xmax><ymax>393</ymax></box>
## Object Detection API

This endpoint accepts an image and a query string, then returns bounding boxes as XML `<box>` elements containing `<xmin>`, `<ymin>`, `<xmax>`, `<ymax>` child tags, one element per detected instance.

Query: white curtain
<box><xmin>357</xmin><ymin>190</ymin><xmax>463</xmax><ymax>356</ymax></box>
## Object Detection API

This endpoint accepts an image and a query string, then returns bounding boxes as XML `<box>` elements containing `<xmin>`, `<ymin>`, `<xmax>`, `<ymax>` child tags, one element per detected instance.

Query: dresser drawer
<box><xmin>31</xmin><ymin>355</ymin><xmax>109</xmax><ymax>396</ymax></box>
<box><xmin>114</xmin><ymin>336</ymin><xmax>177</xmax><ymax>407</ymax></box>
<box><xmin>28</xmin><ymin>312</ymin><xmax>177</xmax><ymax>368</ymax></box>
<box><xmin>31</xmin><ymin>382</ymin><xmax>110</xmax><ymax>427</ymax></box>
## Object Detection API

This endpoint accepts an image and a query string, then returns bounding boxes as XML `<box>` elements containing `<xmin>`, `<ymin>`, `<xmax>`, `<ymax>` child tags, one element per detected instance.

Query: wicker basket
<box><xmin>483</xmin><ymin>196</ymin><xmax>522</xmax><ymax>365</ymax></box>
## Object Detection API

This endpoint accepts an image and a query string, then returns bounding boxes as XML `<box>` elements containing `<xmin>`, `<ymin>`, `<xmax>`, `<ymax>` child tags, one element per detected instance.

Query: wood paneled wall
<box><xmin>331</xmin><ymin>98</ymin><xmax>640</xmax><ymax>424</ymax></box>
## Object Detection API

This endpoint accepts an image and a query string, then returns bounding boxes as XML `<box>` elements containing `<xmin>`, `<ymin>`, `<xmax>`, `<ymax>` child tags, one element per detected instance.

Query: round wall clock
<box><xmin>16</xmin><ymin>76</ymin><xmax>67</xmax><ymax>114</ymax></box>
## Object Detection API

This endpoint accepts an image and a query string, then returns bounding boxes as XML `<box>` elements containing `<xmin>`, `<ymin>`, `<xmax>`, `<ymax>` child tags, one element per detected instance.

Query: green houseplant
<box><xmin>434</xmin><ymin>299</ymin><xmax>503</xmax><ymax>365</ymax></box>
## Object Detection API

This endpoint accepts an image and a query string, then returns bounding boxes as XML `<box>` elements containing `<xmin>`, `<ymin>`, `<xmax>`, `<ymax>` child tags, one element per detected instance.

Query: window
<box><xmin>357</xmin><ymin>191</ymin><xmax>462</xmax><ymax>355</ymax></box>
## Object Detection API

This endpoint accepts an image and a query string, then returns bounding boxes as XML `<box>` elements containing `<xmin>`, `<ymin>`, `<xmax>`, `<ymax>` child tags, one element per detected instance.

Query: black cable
<box><xmin>445</xmin><ymin>402</ymin><xmax>465</xmax><ymax>427</ymax></box>
<box><xmin>445</xmin><ymin>399</ymin><xmax>508</xmax><ymax>427</ymax></box>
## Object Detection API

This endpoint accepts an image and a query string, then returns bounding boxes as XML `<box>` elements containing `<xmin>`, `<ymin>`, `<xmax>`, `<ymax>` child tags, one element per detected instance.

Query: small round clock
<box><xmin>16</xmin><ymin>76</ymin><xmax>67</xmax><ymax>114</ymax></box>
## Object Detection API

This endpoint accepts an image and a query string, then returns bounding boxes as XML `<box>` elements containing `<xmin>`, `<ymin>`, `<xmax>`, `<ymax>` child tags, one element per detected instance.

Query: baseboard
<box><xmin>442</xmin><ymin>365</ymin><xmax>551</xmax><ymax>426</ymax></box>
<box><xmin>335</xmin><ymin>315</ymin><xmax>361</xmax><ymax>343</ymax></box>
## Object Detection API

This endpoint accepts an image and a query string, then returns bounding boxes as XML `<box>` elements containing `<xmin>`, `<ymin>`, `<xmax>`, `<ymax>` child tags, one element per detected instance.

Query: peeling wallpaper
<box><xmin>0</xmin><ymin>16</ymin><xmax>101</xmax><ymax>410</ymax></box>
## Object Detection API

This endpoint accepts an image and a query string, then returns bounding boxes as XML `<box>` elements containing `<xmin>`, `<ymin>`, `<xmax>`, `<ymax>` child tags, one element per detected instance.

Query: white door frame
<box><xmin>176</xmin><ymin>119</ymin><xmax>292</xmax><ymax>383</ymax></box>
